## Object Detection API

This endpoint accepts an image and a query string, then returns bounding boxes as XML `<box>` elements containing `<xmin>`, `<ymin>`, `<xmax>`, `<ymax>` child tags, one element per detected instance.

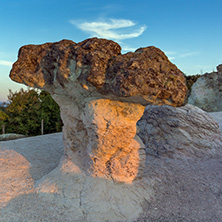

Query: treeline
<box><xmin>185</xmin><ymin>74</ymin><xmax>201</xmax><ymax>92</ymax></box>
<box><xmin>0</xmin><ymin>88</ymin><xmax>63</xmax><ymax>136</ymax></box>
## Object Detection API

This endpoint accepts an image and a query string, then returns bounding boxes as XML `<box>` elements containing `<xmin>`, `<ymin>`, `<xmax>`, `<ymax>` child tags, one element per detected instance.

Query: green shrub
<box><xmin>2</xmin><ymin>88</ymin><xmax>63</xmax><ymax>136</ymax></box>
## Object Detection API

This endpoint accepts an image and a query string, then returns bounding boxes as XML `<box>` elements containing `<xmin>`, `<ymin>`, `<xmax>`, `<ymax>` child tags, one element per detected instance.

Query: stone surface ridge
<box><xmin>10</xmin><ymin>38</ymin><xmax>187</xmax><ymax>107</ymax></box>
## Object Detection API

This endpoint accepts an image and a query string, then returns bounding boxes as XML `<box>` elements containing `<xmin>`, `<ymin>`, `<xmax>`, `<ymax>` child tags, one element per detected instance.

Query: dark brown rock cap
<box><xmin>10</xmin><ymin>38</ymin><xmax>187</xmax><ymax>107</ymax></box>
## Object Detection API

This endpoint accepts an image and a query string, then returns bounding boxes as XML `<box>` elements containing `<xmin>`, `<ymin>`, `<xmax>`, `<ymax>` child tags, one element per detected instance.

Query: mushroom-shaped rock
<box><xmin>10</xmin><ymin>38</ymin><xmax>187</xmax><ymax>182</ymax></box>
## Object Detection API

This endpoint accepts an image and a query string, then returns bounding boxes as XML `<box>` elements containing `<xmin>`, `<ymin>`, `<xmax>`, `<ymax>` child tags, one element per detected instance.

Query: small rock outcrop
<box><xmin>188</xmin><ymin>64</ymin><xmax>222</xmax><ymax>112</ymax></box>
<box><xmin>137</xmin><ymin>104</ymin><xmax>222</xmax><ymax>158</ymax></box>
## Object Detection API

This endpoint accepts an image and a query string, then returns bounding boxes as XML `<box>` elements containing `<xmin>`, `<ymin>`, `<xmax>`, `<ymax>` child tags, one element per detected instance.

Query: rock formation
<box><xmin>10</xmin><ymin>37</ymin><xmax>187</xmax><ymax>183</ymax></box>
<box><xmin>8</xmin><ymin>38</ymin><xmax>189</xmax><ymax>221</ymax></box>
<box><xmin>188</xmin><ymin>64</ymin><xmax>222</xmax><ymax>112</ymax></box>
<box><xmin>137</xmin><ymin>104</ymin><xmax>222</xmax><ymax>158</ymax></box>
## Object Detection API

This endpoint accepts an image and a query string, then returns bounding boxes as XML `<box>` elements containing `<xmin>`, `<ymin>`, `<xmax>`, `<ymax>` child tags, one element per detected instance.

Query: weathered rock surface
<box><xmin>101</xmin><ymin>46</ymin><xmax>187</xmax><ymax>106</ymax></box>
<box><xmin>137</xmin><ymin>104</ymin><xmax>222</xmax><ymax>158</ymax></box>
<box><xmin>52</xmin><ymin>96</ymin><xmax>146</xmax><ymax>183</ymax></box>
<box><xmin>10</xmin><ymin>38</ymin><xmax>187</xmax><ymax>107</ymax></box>
<box><xmin>188</xmin><ymin>64</ymin><xmax>222</xmax><ymax>112</ymax></box>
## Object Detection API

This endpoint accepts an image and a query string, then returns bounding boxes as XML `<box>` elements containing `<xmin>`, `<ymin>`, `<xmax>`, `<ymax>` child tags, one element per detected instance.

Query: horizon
<box><xmin>1</xmin><ymin>0</ymin><xmax>222</xmax><ymax>102</ymax></box>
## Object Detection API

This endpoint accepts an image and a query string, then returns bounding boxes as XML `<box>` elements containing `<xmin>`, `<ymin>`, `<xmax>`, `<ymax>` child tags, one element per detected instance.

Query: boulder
<box><xmin>137</xmin><ymin>104</ymin><xmax>222</xmax><ymax>158</ymax></box>
<box><xmin>188</xmin><ymin>64</ymin><xmax>222</xmax><ymax>112</ymax></box>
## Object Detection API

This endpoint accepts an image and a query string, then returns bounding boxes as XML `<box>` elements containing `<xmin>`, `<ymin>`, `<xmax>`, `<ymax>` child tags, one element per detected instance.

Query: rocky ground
<box><xmin>0</xmin><ymin>111</ymin><xmax>222</xmax><ymax>222</ymax></box>
<box><xmin>138</xmin><ymin>156</ymin><xmax>222</xmax><ymax>222</ymax></box>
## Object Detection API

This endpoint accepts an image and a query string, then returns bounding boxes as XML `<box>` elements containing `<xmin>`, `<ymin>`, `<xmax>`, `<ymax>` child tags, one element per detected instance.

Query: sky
<box><xmin>0</xmin><ymin>0</ymin><xmax>222</xmax><ymax>102</ymax></box>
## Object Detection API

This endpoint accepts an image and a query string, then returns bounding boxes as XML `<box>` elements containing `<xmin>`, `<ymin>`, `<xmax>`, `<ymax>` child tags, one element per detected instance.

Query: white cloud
<box><xmin>121</xmin><ymin>45</ymin><xmax>137</xmax><ymax>52</ymax></box>
<box><xmin>165</xmin><ymin>51</ymin><xmax>199</xmax><ymax>60</ymax></box>
<box><xmin>179</xmin><ymin>51</ymin><xmax>199</xmax><ymax>58</ymax></box>
<box><xmin>168</xmin><ymin>57</ymin><xmax>176</xmax><ymax>60</ymax></box>
<box><xmin>70</xmin><ymin>18</ymin><xmax>146</xmax><ymax>41</ymax></box>
<box><xmin>0</xmin><ymin>60</ymin><xmax>13</xmax><ymax>67</ymax></box>
<box><xmin>165</xmin><ymin>51</ymin><xmax>177</xmax><ymax>56</ymax></box>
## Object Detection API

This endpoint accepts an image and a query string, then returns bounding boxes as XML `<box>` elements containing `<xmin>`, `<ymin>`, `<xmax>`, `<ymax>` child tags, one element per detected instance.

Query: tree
<box><xmin>3</xmin><ymin>88</ymin><xmax>62</xmax><ymax>136</ymax></box>
<box><xmin>0</xmin><ymin>110</ymin><xmax>8</xmax><ymax>133</ymax></box>
<box><xmin>39</xmin><ymin>91</ymin><xmax>62</xmax><ymax>134</ymax></box>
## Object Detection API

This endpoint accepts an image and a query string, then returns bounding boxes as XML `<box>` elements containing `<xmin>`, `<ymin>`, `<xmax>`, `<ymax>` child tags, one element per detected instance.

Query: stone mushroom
<box><xmin>10</xmin><ymin>37</ymin><xmax>187</xmax><ymax>183</ymax></box>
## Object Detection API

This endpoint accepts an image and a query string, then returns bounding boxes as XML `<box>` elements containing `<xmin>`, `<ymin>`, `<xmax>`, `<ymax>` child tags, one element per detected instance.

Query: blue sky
<box><xmin>0</xmin><ymin>0</ymin><xmax>222</xmax><ymax>101</ymax></box>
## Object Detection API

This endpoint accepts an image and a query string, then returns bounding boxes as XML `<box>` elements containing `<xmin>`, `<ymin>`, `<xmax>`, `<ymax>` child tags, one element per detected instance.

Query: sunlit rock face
<box><xmin>188</xmin><ymin>64</ymin><xmax>222</xmax><ymax>112</ymax></box>
<box><xmin>10</xmin><ymin>38</ymin><xmax>187</xmax><ymax>182</ymax></box>
<box><xmin>55</xmin><ymin>96</ymin><xmax>145</xmax><ymax>183</ymax></box>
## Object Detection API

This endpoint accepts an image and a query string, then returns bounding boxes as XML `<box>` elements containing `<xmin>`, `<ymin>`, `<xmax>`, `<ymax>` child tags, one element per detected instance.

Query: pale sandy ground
<box><xmin>0</xmin><ymin>133</ymin><xmax>64</xmax><ymax>181</ymax></box>
<box><xmin>0</xmin><ymin>113</ymin><xmax>222</xmax><ymax>222</ymax></box>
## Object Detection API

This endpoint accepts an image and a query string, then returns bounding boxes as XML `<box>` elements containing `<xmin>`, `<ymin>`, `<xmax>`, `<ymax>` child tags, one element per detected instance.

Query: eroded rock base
<box><xmin>0</xmin><ymin>156</ymin><xmax>154</xmax><ymax>222</ymax></box>
<box><xmin>55</xmin><ymin>97</ymin><xmax>146</xmax><ymax>183</ymax></box>
<box><xmin>35</xmin><ymin>157</ymin><xmax>154</xmax><ymax>222</ymax></box>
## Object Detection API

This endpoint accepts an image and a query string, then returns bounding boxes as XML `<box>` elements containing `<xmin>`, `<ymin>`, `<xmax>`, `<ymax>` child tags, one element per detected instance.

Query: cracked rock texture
<box><xmin>137</xmin><ymin>104</ymin><xmax>222</xmax><ymax>158</ymax></box>
<box><xmin>188</xmin><ymin>64</ymin><xmax>222</xmax><ymax>112</ymax></box>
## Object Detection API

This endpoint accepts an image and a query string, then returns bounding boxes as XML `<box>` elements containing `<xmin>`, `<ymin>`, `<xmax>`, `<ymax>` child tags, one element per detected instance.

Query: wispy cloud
<box><xmin>121</xmin><ymin>45</ymin><xmax>137</xmax><ymax>52</ymax></box>
<box><xmin>179</xmin><ymin>51</ymin><xmax>199</xmax><ymax>58</ymax></box>
<box><xmin>70</xmin><ymin>18</ymin><xmax>146</xmax><ymax>41</ymax></box>
<box><xmin>166</xmin><ymin>51</ymin><xmax>199</xmax><ymax>60</ymax></box>
<box><xmin>0</xmin><ymin>60</ymin><xmax>13</xmax><ymax>67</ymax></box>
